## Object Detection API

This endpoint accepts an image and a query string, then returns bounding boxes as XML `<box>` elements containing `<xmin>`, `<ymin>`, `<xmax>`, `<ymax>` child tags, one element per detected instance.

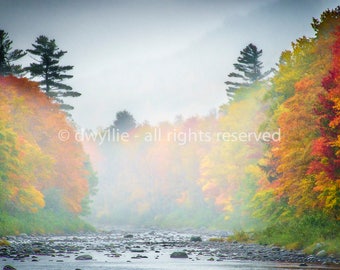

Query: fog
<box><xmin>84</xmin><ymin>92</ymin><xmax>266</xmax><ymax>230</ymax></box>
<box><xmin>0</xmin><ymin>0</ymin><xmax>337</xmax><ymax>129</ymax></box>
<box><xmin>84</xmin><ymin>118</ymin><xmax>226</xmax><ymax>229</ymax></box>
<box><xmin>1</xmin><ymin>0</ymin><xmax>339</xmax><ymax>230</ymax></box>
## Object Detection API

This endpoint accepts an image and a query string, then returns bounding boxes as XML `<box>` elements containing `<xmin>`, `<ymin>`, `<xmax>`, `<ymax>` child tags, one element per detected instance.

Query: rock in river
<box><xmin>170</xmin><ymin>251</ymin><xmax>188</xmax><ymax>258</ymax></box>
<box><xmin>316</xmin><ymin>250</ymin><xmax>327</xmax><ymax>258</ymax></box>
<box><xmin>190</xmin><ymin>236</ymin><xmax>202</xmax><ymax>242</ymax></box>
<box><xmin>75</xmin><ymin>254</ymin><xmax>93</xmax><ymax>260</ymax></box>
<box><xmin>3</xmin><ymin>266</ymin><xmax>16</xmax><ymax>270</ymax></box>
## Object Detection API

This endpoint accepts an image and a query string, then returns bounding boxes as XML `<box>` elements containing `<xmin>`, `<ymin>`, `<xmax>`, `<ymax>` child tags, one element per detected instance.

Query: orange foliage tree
<box><xmin>255</xmin><ymin>7</ymin><xmax>340</xmax><ymax>222</ymax></box>
<box><xmin>0</xmin><ymin>76</ymin><xmax>93</xmax><ymax>216</ymax></box>
<box><xmin>308</xmin><ymin>28</ymin><xmax>340</xmax><ymax>219</ymax></box>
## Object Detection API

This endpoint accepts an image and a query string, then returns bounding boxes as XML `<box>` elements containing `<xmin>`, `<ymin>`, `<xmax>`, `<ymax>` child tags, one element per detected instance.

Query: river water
<box><xmin>1</xmin><ymin>230</ymin><xmax>339</xmax><ymax>270</ymax></box>
<box><xmin>2</xmin><ymin>255</ymin><xmax>339</xmax><ymax>270</ymax></box>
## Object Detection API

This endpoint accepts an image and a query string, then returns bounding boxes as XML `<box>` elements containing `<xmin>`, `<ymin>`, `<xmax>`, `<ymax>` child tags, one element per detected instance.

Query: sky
<box><xmin>0</xmin><ymin>0</ymin><xmax>338</xmax><ymax>129</ymax></box>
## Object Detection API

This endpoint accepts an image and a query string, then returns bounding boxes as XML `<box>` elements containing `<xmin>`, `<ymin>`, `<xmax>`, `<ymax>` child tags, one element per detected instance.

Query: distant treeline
<box><xmin>87</xmin><ymin>6</ymin><xmax>340</xmax><ymax>254</ymax></box>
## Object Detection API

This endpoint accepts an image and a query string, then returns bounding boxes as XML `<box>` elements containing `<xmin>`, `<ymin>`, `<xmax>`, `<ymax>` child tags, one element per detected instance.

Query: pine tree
<box><xmin>26</xmin><ymin>35</ymin><xmax>80</xmax><ymax>112</ymax></box>
<box><xmin>0</xmin><ymin>30</ymin><xmax>26</xmax><ymax>76</ymax></box>
<box><xmin>225</xmin><ymin>43</ymin><xmax>271</xmax><ymax>100</ymax></box>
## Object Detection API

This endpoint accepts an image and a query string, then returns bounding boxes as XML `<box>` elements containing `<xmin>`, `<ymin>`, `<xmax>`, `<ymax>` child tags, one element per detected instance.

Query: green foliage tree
<box><xmin>26</xmin><ymin>35</ymin><xmax>80</xmax><ymax>112</ymax></box>
<box><xmin>0</xmin><ymin>29</ymin><xmax>26</xmax><ymax>76</ymax></box>
<box><xmin>113</xmin><ymin>110</ymin><xmax>136</xmax><ymax>132</ymax></box>
<box><xmin>225</xmin><ymin>43</ymin><xmax>272</xmax><ymax>100</ymax></box>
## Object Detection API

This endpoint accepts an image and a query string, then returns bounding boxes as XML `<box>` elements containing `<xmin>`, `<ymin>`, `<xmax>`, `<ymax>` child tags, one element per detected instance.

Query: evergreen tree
<box><xmin>113</xmin><ymin>110</ymin><xmax>136</xmax><ymax>133</ymax></box>
<box><xmin>0</xmin><ymin>30</ymin><xmax>26</xmax><ymax>76</ymax></box>
<box><xmin>225</xmin><ymin>43</ymin><xmax>271</xmax><ymax>100</ymax></box>
<box><xmin>26</xmin><ymin>35</ymin><xmax>80</xmax><ymax>112</ymax></box>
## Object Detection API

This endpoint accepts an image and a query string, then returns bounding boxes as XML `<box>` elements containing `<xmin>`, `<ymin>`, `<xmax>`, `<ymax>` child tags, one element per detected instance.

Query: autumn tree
<box><xmin>25</xmin><ymin>35</ymin><xmax>80</xmax><ymax>112</ymax></box>
<box><xmin>199</xmin><ymin>83</ymin><xmax>267</xmax><ymax>228</ymax></box>
<box><xmin>308</xmin><ymin>29</ymin><xmax>340</xmax><ymax>219</ymax></box>
<box><xmin>311</xmin><ymin>6</ymin><xmax>340</xmax><ymax>38</ymax></box>
<box><xmin>0</xmin><ymin>29</ymin><xmax>26</xmax><ymax>76</ymax></box>
<box><xmin>256</xmin><ymin>6</ymin><xmax>340</xmax><ymax>223</ymax></box>
<box><xmin>0</xmin><ymin>76</ymin><xmax>97</xmax><ymax>235</ymax></box>
<box><xmin>0</xmin><ymin>79</ymin><xmax>48</xmax><ymax>214</ymax></box>
<box><xmin>89</xmin><ymin>115</ymin><xmax>221</xmax><ymax>228</ymax></box>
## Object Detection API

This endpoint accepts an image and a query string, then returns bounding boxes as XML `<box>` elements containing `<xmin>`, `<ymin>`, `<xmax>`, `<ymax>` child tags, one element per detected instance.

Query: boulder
<box><xmin>75</xmin><ymin>254</ymin><xmax>93</xmax><ymax>260</ymax></box>
<box><xmin>170</xmin><ymin>251</ymin><xmax>188</xmax><ymax>258</ymax></box>
<box><xmin>3</xmin><ymin>266</ymin><xmax>16</xmax><ymax>270</ymax></box>
<box><xmin>190</xmin><ymin>236</ymin><xmax>202</xmax><ymax>242</ymax></box>
<box><xmin>316</xmin><ymin>250</ymin><xmax>327</xmax><ymax>258</ymax></box>
<box><xmin>312</xmin><ymin>243</ymin><xmax>324</xmax><ymax>253</ymax></box>
<box><xmin>131</xmin><ymin>248</ymin><xmax>145</xmax><ymax>253</ymax></box>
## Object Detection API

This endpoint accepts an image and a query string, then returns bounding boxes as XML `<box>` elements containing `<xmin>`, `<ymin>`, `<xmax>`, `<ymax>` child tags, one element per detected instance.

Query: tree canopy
<box><xmin>113</xmin><ymin>110</ymin><xmax>136</xmax><ymax>133</ymax></box>
<box><xmin>0</xmin><ymin>76</ymin><xmax>97</xmax><ymax>235</ymax></box>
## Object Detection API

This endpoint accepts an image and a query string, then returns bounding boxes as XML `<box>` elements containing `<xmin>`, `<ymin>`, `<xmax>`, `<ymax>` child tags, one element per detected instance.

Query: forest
<box><xmin>0</xmin><ymin>5</ymin><xmax>339</xmax><ymax>255</ymax></box>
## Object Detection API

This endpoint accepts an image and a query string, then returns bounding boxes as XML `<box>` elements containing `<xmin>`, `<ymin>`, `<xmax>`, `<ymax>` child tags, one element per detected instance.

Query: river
<box><xmin>1</xmin><ymin>230</ymin><xmax>339</xmax><ymax>270</ymax></box>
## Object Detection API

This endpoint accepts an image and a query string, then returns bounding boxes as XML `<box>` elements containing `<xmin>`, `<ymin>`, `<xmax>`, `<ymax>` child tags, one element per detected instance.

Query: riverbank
<box><xmin>1</xmin><ymin>230</ymin><xmax>340</xmax><ymax>269</ymax></box>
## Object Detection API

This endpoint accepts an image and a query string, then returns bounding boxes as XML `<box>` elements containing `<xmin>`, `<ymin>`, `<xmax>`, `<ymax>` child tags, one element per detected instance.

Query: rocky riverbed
<box><xmin>0</xmin><ymin>230</ymin><xmax>339</xmax><ymax>270</ymax></box>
